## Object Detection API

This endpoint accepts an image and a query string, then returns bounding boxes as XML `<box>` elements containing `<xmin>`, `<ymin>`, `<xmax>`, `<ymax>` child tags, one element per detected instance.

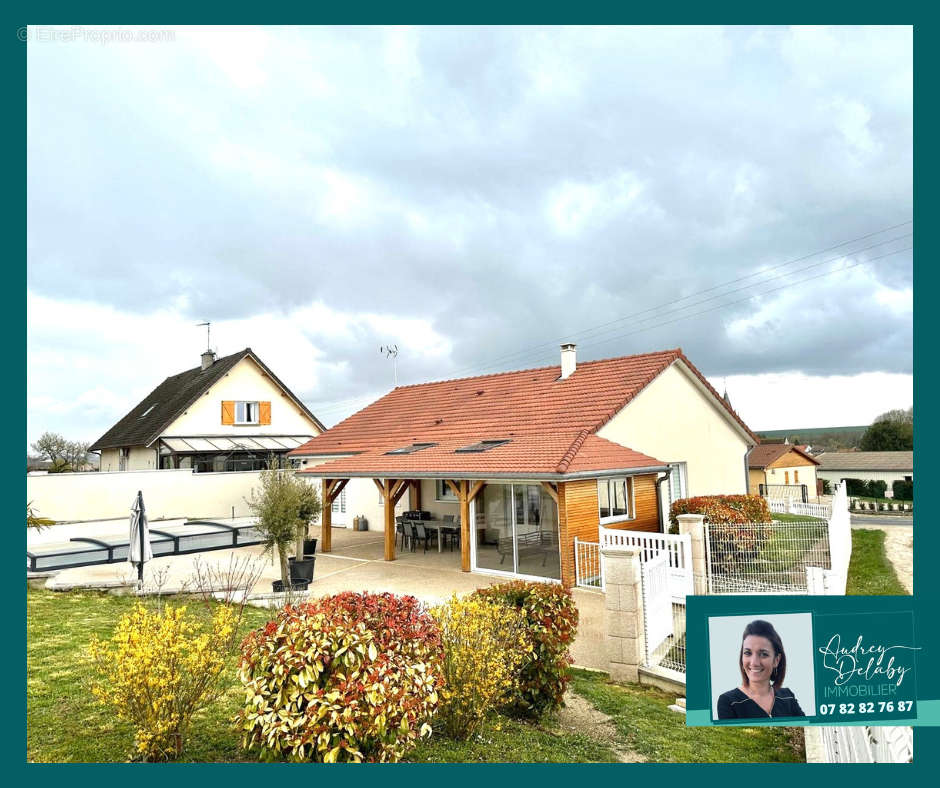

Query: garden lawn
<box><xmin>846</xmin><ymin>529</ymin><xmax>908</xmax><ymax>595</ymax></box>
<box><xmin>29</xmin><ymin>586</ymin><xmax>805</xmax><ymax>764</ymax></box>
<box><xmin>770</xmin><ymin>513</ymin><xmax>826</xmax><ymax>523</ymax></box>
<box><xmin>570</xmin><ymin>671</ymin><xmax>804</xmax><ymax>763</ymax></box>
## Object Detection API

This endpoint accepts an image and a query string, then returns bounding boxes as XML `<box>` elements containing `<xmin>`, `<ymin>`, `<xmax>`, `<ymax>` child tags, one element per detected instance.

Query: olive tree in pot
<box><xmin>295</xmin><ymin>478</ymin><xmax>321</xmax><ymax>562</ymax></box>
<box><xmin>246</xmin><ymin>468</ymin><xmax>303</xmax><ymax>590</ymax></box>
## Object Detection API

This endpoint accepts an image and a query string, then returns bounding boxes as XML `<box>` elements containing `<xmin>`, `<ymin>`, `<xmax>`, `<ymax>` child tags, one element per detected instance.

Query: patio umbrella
<box><xmin>128</xmin><ymin>490</ymin><xmax>153</xmax><ymax>589</ymax></box>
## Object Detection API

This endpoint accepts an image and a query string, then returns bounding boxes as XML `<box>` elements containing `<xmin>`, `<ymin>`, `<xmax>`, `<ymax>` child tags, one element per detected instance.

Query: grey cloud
<box><xmin>28</xmin><ymin>25</ymin><xmax>912</xmax><ymax>384</ymax></box>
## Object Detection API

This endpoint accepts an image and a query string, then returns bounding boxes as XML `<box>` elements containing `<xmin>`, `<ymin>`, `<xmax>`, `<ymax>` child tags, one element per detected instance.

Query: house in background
<box><xmin>90</xmin><ymin>348</ymin><xmax>325</xmax><ymax>472</ymax></box>
<box><xmin>747</xmin><ymin>443</ymin><xmax>820</xmax><ymax>499</ymax></box>
<box><xmin>815</xmin><ymin>451</ymin><xmax>913</xmax><ymax>496</ymax></box>
<box><xmin>289</xmin><ymin>344</ymin><xmax>757</xmax><ymax>587</ymax></box>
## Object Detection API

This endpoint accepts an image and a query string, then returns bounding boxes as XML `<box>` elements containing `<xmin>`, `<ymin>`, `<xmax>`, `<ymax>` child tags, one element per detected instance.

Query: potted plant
<box><xmin>291</xmin><ymin>478</ymin><xmax>321</xmax><ymax>580</ymax></box>
<box><xmin>247</xmin><ymin>468</ymin><xmax>306</xmax><ymax>593</ymax></box>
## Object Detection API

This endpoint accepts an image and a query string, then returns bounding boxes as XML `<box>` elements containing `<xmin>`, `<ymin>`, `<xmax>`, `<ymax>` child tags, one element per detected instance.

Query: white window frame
<box><xmin>435</xmin><ymin>479</ymin><xmax>458</xmax><ymax>502</ymax></box>
<box><xmin>332</xmin><ymin>488</ymin><xmax>347</xmax><ymax>513</ymax></box>
<box><xmin>597</xmin><ymin>477</ymin><xmax>636</xmax><ymax>525</ymax></box>
<box><xmin>235</xmin><ymin>401</ymin><xmax>260</xmax><ymax>425</ymax></box>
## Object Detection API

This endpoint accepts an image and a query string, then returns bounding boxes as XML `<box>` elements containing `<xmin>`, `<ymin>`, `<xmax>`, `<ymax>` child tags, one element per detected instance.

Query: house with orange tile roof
<box><xmin>747</xmin><ymin>443</ymin><xmax>820</xmax><ymax>500</ymax></box>
<box><xmin>289</xmin><ymin>344</ymin><xmax>758</xmax><ymax>588</ymax></box>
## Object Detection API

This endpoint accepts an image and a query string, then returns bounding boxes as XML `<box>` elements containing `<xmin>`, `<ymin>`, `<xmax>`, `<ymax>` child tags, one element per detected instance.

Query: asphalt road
<box><xmin>850</xmin><ymin>514</ymin><xmax>913</xmax><ymax>527</ymax></box>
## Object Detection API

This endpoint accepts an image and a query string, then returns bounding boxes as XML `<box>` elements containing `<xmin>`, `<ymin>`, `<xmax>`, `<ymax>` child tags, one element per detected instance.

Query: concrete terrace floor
<box><xmin>37</xmin><ymin>521</ymin><xmax>608</xmax><ymax>671</ymax></box>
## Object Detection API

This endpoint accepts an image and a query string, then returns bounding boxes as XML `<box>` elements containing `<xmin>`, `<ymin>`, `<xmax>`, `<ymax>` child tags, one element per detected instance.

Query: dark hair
<box><xmin>738</xmin><ymin>619</ymin><xmax>786</xmax><ymax>689</ymax></box>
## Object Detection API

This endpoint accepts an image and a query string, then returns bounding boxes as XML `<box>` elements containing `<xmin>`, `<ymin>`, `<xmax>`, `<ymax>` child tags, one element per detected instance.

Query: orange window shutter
<box><xmin>260</xmin><ymin>401</ymin><xmax>271</xmax><ymax>425</ymax></box>
<box><xmin>221</xmin><ymin>401</ymin><xmax>235</xmax><ymax>425</ymax></box>
<box><xmin>794</xmin><ymin>470</ymin><xmax>799</xmax><ymax>484</ymax></box>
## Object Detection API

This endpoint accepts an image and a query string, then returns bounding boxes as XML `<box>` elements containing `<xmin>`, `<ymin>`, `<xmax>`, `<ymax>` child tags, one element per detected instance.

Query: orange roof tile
<box><xmin>291</xmin><ymin>348</ymin><xmax>756</xmax><ymax>479</ymax></box>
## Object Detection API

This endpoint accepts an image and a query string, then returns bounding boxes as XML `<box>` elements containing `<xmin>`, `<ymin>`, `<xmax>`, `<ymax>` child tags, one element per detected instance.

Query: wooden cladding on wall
<box><xmin>630</xmin><ymin>474</ymin><xmax>660</xmax><ymax>531</ymax></box>
<box><xmin>558</xmin><ymin>479</ymin><xmax>600</xmax><ymax>588</ymax></box>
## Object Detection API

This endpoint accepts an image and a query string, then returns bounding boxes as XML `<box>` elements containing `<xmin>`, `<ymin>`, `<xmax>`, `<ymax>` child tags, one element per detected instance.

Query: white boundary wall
<box><xmin>27</xmin><ymin>469</ymin><xmax>265</xmax><ymax>522</ymax></box>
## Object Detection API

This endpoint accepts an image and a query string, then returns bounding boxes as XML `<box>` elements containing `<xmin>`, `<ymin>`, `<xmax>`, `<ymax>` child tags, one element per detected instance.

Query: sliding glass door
<box><xmin>473</xmin><ymin>483</ymin><xmax>560</xmax><ymax>580</ymax></box>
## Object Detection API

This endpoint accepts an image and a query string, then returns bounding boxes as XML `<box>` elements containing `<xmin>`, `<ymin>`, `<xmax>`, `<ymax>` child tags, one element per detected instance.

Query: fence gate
<box><xmin>640</xmin><ymin>550</ymin><xmax>672</xmax><ymax>661</ymax></box>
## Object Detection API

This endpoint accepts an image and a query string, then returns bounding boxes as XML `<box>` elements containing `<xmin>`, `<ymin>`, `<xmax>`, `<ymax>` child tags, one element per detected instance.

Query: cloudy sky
<box><xmin>26</xmin><ymin>25</ymin><xmax>913</xmax><ymax>450</ymax></box>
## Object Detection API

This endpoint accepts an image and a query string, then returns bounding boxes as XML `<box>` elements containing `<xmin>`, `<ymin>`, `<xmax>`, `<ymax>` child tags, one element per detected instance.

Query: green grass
<box><xmin>28</xmin><ymin>587</ymin><xmax>805</xmax><ymax>763</ymax></box>
<box><xmin>27</xmin><ymin>585</ymin><xmax>272</xmax><ymax>763</ymax></box>
<box><xmin>846</xmin><ymin>529</ymin><xmax>908</xmax><ymax>596</ymax></box>
<box><xmin>569</xmin><ymin>671</ymin><xmax>804</xmax><ymax>763</ymax></box>
<box><xmin>408</xmin><ymin>715</ymin><xmax>617</xmax><ymax>763</ymax></box>
<box><xmin>770</xmin><ymin>512</ymin><xmax>826</xmax><ymax>523</ymax></box>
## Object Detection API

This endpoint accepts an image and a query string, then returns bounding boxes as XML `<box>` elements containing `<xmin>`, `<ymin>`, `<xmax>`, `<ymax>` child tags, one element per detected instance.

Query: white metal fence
<box><xmin>601</xmin><ymin>527</ymin><xmax>692</xmax><ymax>599</ymax></box>
<box><xmin>767</xmin><ymin>498</ymin><xmax>831</xmax><ymax>520</ymax></box>
<box><xmin>815</xmin><ymin>725</ymin><xmax>913</xmax><ymax>763</ymax></box>
<box><xmin>704</xmin><ymin>519</ymin><xmax>831</xmax><ymax>594</ymax></box>
<box><xmin>574</xmin><ymin>537</ymin><xmax>604</xmax><ymax>590</ymax></box>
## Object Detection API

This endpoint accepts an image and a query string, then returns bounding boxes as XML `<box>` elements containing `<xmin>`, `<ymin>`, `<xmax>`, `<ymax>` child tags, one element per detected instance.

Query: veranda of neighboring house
<box><xmin>815</xmin><ymin>451</ymin><xmax>913</xmax><ymax>496</ymax></box>
<box><xmin>90</xmin><ymin>348</ymin><xmax>325</xmax><ymax>472</ymax></box>
<box><xmin>747</xmin><ymin>443</ymin><xmax>820</xmax><ymax>497</ymax></box>
<box><xmin>289</xmin><ymin>345</ymin><xmax>757</xmax><ymax>588</ymax></box>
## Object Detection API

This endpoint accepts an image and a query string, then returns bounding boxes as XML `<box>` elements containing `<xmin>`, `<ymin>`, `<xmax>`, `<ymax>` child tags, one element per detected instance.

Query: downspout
<box><xmin>654</xmin><ymin>472</ymin><xmax>670</xmax><ymax>532</ymax></box>
<box><xmin>744</xmin><ymin>445</ymin><xmax>756</xmax><ymax>495</ymax></box>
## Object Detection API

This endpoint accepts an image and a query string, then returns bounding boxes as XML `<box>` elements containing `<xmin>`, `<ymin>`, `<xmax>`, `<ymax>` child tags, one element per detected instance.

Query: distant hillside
<box><xmin>756</xmin><ymin>425</ymin><xmax>867</xmax><ymax>452</ymax></box>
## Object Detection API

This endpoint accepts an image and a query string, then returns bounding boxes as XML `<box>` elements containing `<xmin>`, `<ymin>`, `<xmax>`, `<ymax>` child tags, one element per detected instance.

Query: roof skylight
<box><xmin>139</xmin><ymin>403</ymin><xmax>158</xmax><ymax>418</ymax></box>
<box><xmin>385</xmin><ymin>442</ymin><xmax>438</xmax><ymax>455</ymax></box>
<box><xmin>455</xmin><ymin>439</ymin><xmax>511</xmax><ymax>454</ymax></box>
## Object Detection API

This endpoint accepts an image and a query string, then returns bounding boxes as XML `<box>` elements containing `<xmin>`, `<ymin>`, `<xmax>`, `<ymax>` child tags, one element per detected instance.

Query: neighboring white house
<box><xmin>815</xmin><ymin>451</ymin><xmax>913</xmax><ymax>496</ymax></box>
<box><xmin>90</xmin><ymin>348</ymin><xmax>325</xmax><ymax>472</ymax></box>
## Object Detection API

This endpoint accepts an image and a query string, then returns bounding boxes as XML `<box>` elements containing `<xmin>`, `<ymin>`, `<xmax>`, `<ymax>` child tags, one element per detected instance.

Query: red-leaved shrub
<box><xmin>669</xmin><ymin>494</ymin><xmax>770</xmax><ymax>531</ymax></box>
<box><xmin>471</xmin><ymin>580</ymin><xmax>578</xmax><ymax>719</ymax></box>
<box><xmin>237</xmin><ymin>592</ymin><xmax>442</xmax><ymax>762</ymax></box>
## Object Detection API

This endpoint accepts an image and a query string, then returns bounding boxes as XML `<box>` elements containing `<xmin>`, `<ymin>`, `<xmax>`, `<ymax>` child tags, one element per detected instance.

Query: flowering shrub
<box><xmin>237</xmin><ymin>592</ymin><xmax>443</xmax><ymax>762</ymax></box>
<box><xmin>668</xmin><ymin>495</ymin><xmax>771</xmax><ymax>531</ymax></box>
<box><xmin>88</xmin><ymin>602</ymin><xmax>237</xmax><ymax>761</ymax></box>
<box><xmin>471</xmin><ymin>581</ymin><xmax>578</xmax><ymax>719</ymax></box>
<box><xmin>431</xmin><ymin>594</ymin><xmax>528</xmax><ymax>740</ymax></box>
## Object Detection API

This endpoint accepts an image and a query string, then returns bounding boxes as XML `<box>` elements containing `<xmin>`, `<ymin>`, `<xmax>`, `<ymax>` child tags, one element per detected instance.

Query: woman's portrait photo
<box><xmin>709</xmin><ymin>614</ymin><xmax>815</xmax><ymax>722</ymax></box>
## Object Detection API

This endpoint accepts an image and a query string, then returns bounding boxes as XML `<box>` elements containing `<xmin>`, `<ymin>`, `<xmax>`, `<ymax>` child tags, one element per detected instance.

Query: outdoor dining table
<box><xmin>407</xmin><ymin>518</ymin><xmax>456</xmax><ymax>553</ymax></box>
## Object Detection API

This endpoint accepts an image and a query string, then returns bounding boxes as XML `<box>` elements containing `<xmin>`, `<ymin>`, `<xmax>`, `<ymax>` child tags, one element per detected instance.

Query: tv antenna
<box><xmin>196</xmin><ymin>322</ymin><xmax>211</xmax><ymax>352</ymax></box>
<box><xmin>380</xmin><ymin>344</ymin><xmax>399</xmax><ymax>387</ymax></box>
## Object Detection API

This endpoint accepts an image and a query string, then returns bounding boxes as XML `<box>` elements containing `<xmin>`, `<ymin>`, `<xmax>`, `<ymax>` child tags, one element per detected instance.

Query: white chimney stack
<box><xmin>201</xmin><ymin>350</ymin><xmax>217</xmax><ymax>371</ymax></box>
<box><xmin>560</xmin><ymin>343</ymin><xmax>577</xmax><ymax>379</ymax></box>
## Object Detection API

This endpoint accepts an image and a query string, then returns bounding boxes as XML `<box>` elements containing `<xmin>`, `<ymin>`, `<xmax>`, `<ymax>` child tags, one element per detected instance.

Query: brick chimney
<box><xmin>560</xmin><ymin>343</ymin><xmax>577</xmax><ymax>379</ymax></box>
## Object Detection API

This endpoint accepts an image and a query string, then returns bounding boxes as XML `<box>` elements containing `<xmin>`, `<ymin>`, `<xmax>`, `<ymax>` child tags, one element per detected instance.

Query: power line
<box><xmin>299</xmin><ymin>224</ymin><xmax>912</xmax><ymax>420</ymax></box>
<box><xmin>509</xmin><ymin>233</ymin><xmax>912</xmax><ymax>361</ymax></box>
<box><xmin>446</xmin><ymin>220</ymin><xmax>912</xmax><ymax>377</ymax></box>
<box><xmin>531</xmin><ymin>245</ymin><xmax>913</xmax><ymax>364</ymax></box>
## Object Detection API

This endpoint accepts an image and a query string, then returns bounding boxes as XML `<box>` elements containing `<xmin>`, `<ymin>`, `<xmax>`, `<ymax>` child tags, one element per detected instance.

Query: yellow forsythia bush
<box><xmin>431</xmin><ymin>594</ymin><xmax>529</xmax><ymax>740</ymax></box>
<box><xmin>88</xmin><ymin>602</ymin><xmax>237</xmax><ymax>761</ymax></box>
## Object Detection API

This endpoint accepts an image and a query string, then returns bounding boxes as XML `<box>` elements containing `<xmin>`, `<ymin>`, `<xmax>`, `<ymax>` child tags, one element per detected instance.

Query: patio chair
<box><xmin>410</xmin><ymin>522</ymin><xmax>434</xmax><ymax>553</ymax></box>
<box><xmin>440</xmin><ymin>514</ymin><xmax>459</xmax><ymax>552</ymax></box>
<box><xmin>395</xmin><ymin>516</ymin><xmax>412</xmax><ymax>551</ymax></box>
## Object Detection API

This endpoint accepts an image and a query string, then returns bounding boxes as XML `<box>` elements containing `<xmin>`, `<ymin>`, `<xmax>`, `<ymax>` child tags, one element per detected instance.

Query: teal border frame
<box><xmin>14</xmin><ymin>13</ymin><xmax>929</xmax><ymax>778</ymax></box>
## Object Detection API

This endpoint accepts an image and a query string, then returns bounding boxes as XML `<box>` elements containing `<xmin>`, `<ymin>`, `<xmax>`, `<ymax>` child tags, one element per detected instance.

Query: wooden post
<box><xmin>460</xmin><ymin>480</ymin><xmax>471</xmax><ymax>572</ymax></box>
<box><xmin>410</xmin><ymin>479</ymin><xmax>422</xmax><ymax>511</ymax></box>
<box><xmin>321</xmin><ymin>480</ymin><xmax>332</xmax><ymax>553</ymax></box>
<box><xmin>384</xmin><ymin>479</ymin><xmax>396</xmax><ymax>561</ymax></box>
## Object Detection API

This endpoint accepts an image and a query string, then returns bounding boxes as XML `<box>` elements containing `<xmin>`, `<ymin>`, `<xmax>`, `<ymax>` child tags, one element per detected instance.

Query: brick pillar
<box><xmin>603</xmin><ymin>546</ymin><xmax>645</xmax><ymax>683</ymax></box>
<box><xmin>677</xmin><ymin>514</ymin><xmax>707</xmax><ymax>594</ymax></box>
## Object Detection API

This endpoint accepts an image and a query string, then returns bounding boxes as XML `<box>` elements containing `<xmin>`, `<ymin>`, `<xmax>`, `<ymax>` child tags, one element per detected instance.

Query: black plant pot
<box><xmin>303</xmin><ymin>538</ymin><xmax>318</xmax><ymax>557</ymax></box>
<box><xmin>272</xmin><ymin>578</ymin><xmax>310</xmax><ymax>593</ymax></box>
<box><xmin>289</xmin><ymin>557</ymin><xmax>316</xmax><ymax>583</ymax></box>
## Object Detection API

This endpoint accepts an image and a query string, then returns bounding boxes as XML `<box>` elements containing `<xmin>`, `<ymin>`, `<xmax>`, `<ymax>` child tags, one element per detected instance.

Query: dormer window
<box><xmin>385</xmin><ymin>442</ymin><xmax>438</xmax><ymax>455</ymax></box>
<box><xmin>455</xmin><ymin>439</ymin><xmax>511</xmax><ymax>453</ymax></box>
<box><xmin>235</xmin><ymin>401</ymin><xmax>260</xmax><ymax>424</ymax></box>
